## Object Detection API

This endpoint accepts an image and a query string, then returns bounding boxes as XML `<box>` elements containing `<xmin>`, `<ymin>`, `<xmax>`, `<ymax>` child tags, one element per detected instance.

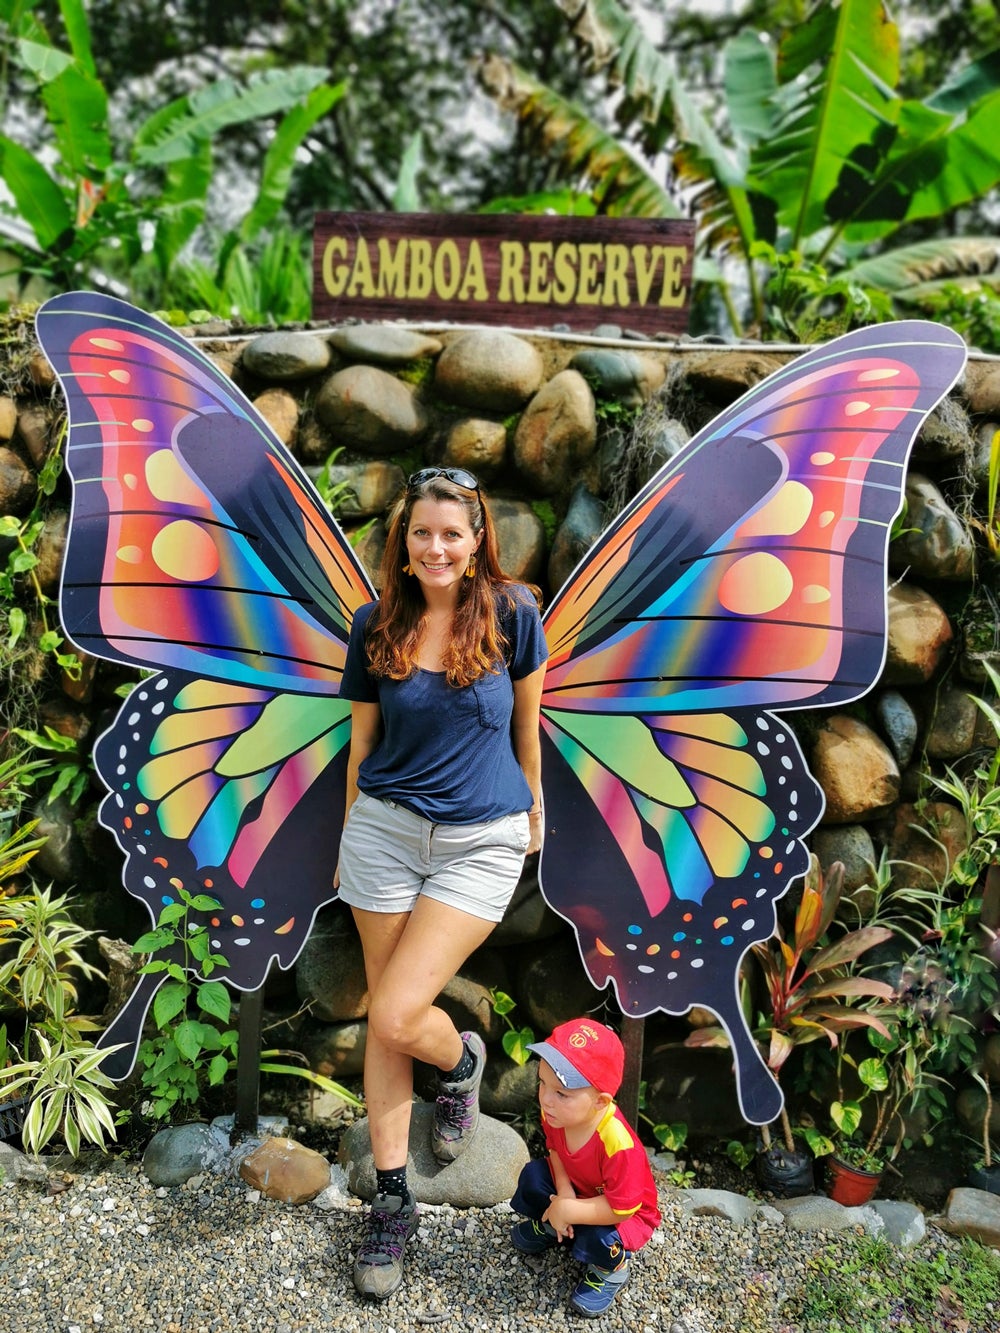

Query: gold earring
<box><xmin>403</xmin><ymin>563</ymin><xmax>413</xmax><ymax>575</ymax></box>
<box><xmin>465</xmin><ymin>556</ymin><xmax>476</xmax><ymax>579</ymax></box>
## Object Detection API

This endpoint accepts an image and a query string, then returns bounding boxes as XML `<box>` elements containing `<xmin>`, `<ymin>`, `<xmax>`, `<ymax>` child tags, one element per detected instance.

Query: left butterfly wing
<box><xmin>539</xmin><ymin>321</ymin><xmax>967</xmax><ymax>1122</ymax></box>
<box><xmin>36</xmin><ymin>294</ymin><xmax>375</xmax><ymax>1076</ymax></box>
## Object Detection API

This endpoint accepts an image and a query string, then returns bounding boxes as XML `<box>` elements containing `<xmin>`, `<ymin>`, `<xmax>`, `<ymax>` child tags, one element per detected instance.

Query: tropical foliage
<box><xmin>480</xmin><ymin>0</ymin><xmax>1000</xmax><ymax>340</ymax></box>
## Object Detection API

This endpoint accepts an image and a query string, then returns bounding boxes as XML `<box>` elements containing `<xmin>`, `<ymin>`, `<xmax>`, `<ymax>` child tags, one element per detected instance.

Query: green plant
<box><xmin>0</xmin><ymin>1</ymin><xmax>343</xmax><ymax>300</ymax></box>
<box><xmin>489</xmin><ymin>987</ymin><xmax>534</xmax><ymax>1066</ymax></box>
<box><xmin>0</xmin><ymin>884</ymin><xmax>118</xmax><ymax>1153</ymax></box>
<box><xmin>131</xmin><ymin>889</ymin><xmax>240</xmax><ymax>1122</ymax></box>
<box><xmin>482</xmin><ymin>1</ymin><xmax>1000</xmax><ymax>340</ymax></box>
<box><xmin>687</xmin><ymin>856</ymin><xmax>895</xmax><ymax>1155</ymax></box>
<box><xmin>725</xmin><ymin>1138</ymin><xmax>755</xmax><ymax>1171</ymax></box>
<box><xmin>133</xmin><ymin>889</ymin><xmax>360</xmax><ymax>1122</ymax></box>
<box><xmin>12</xmin><ymin>725</ymin><xmax>89</xmax><ymax>806</ymax></box>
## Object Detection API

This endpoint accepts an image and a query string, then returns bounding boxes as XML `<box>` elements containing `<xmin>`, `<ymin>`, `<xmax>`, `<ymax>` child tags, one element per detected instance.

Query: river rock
<box><xmin>882</xmin><ymin>800</ymin><xmax>969</xmax><ymax>891</ymax></box>
<box><xmin>443</xmin><ymin>417</ymin><xmax>508</xmax><ymax>478</ymax></box>
<box><xmin>811</xmin><ymin>824</ymin><xmax>876</xmax><ymax>895</ymax></box>
<box><xmin>924</xmin><ymin>685</ymin><xmax>979</xmax><ymax>760</ymax></box>
<box><xmin>0</xmin><ymin>446</ymin><xmax>36</xmax><ymax>515</ymax></box>
<box><xmin>242</xmin><ymin>331</ymin><xmax>332</xmax><ymax>380</ymax></box>
<box><xmin>964</xmin><ymin>360</ymin><xmax>1000</xmax><ymax>415</ymax></box>
<box><xmin>309</xmin><ymin>460</ymin><xmax>405</xmax><ymax>517</ymax></box>
<box><xmin>295</xmin><ymin>905</ymin><xmax>369</xmax><ymax>1022</ymax></box>
<box><xmin>568</xmin><ymin>348</ymin><xmax>664</xmax><ymax>405</ymax></box>
<box><xmin>514</xmin><ymin>369</ymin><xmax>598</xmax><ymax>494</ymax></box>
<box><xmin>142</xmin><ymin>1122</ymin><xmax>228</xmax><ymax>1186</ymax></box>
<box><xmin>314</xmin><ymin>364</ymin><xmax>428</xmax><ymax>453</ymax></box>
<box><xmin>297</xmin><ymin>1018</ymin><xmax>367</xmax><ymax>1080</ymax></box>
<box><xmin>435</xmin><ymin>330</ymin><xmax>544</xmax><ymax>412</ymax></box>
<box><xmin>239</xmin><ymin>1136</ymin><xmax>332</xmax><ymax>1204</ymax></box>
<box><xmin>941</xmin><ymin>1186</ymin><xmax>1000</xmax><ymax>1249</ymax></box>
<box><xmin>883</xmin><ymin>582</ymin><xmax>953</xmax><ymax>684</ymax></box>
<box><xmin>890</xmin><ymin>474</ymin><xmax>976</xmax><ymax>580</ymax></box>
<box><xmin>548</xmin><ymin>484</ymin><xmax>605</xmax><ymax>591</ymax></box>
<box><xmin>33</xmin><ymin>508</ymin><xmax>68</xmax><ymax>594</ymax></box>
<box><xmin>339</xmin><ymin>1102</ymin><xmax>528</xmax><ymax>1206</ymax></box>
<box><xmin>0</xmin><ymin>395</ymin><xmax>15</xmax><ymax>441</ymax></box>
<box><xmin>328</xmin><ymin>325</ymin><xmax>442</xmax><ymax>365</ymax></box>
<box><xmin>15</xmin><ymin>403</ymin><xmax>51</xmax><ymax>467</ymax></box>
<box><xmin>876</xmin><ymin>689</ymin><xmax>919</xmax><ymax>767</ymax></box>
<box><xmin>251</xmin><ymin>387</ymin><xmax>300</xmax><ymax>448</ymax></box>
<box><xmin>489</xmin><ymin>497</ymin><xmax>546</xmax><ymax>583</ymax></box>
<box><xmin>812</xmin><ymin>715</ymin><xmax>900</xmax><ymax>824</ymax></box>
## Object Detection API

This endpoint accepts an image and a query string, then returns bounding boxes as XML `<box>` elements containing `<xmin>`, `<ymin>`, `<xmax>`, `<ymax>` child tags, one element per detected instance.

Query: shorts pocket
<box><xmin>506</xmin><ymin>812</ymin><xmax>531</xmax><ymax>853</ymax></box>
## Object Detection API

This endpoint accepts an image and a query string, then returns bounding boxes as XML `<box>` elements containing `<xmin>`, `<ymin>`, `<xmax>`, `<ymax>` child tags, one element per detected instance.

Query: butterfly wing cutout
<box><xmin>538</xmin><ymin>321</ymin><xmax>968</xmax><ymax>1123</ymax></box>
<box><xmin>35</xmin><ymin>293</ymin><xmax>374</xmax><ymax>1076</ymax></box>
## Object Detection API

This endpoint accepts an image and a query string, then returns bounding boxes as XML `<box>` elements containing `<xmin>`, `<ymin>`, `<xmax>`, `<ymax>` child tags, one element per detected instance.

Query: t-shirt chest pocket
<box><xmin>472</xmin><ymin>670</ymin><xmax>511</xmax><ymax>731</ymax></box>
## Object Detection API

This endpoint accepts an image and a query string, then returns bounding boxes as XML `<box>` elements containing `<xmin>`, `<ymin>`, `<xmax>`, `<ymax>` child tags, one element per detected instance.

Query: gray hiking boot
<box><xmin>430</xmin><ymin>1030</ymin><xmax>486</xmax><ymax>1163</ymax></box>
<box><xmin>353</xmin><ymin>1192</ymin><xmax>419</xmax><ymax>1299</ymax></box>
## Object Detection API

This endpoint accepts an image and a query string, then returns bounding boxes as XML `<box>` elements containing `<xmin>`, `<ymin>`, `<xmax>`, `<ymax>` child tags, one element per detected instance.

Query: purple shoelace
<box><xmin>434</xmin><ymin>1088</ymin><xmax>475</xmax><ymax>1131</ymax></box>
<box><xmin>358</xmin><ymin>1206</ymin><xmax>413</xmax><ymax>1262</ymax></box>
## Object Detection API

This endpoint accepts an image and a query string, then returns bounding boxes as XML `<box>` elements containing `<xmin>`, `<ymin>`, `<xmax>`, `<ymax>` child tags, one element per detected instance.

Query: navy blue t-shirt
<box><xmin>340</xmin><ymin>588</ymin><xmax>548</xmax><ymax>824</ymax></box>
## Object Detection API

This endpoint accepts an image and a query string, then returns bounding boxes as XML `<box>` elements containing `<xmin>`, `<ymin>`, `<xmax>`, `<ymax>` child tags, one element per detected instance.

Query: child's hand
<box><xmin>543</xmin><ymin>1194</ymin><xmax>576</xmax><ymax>1241</ymax></box>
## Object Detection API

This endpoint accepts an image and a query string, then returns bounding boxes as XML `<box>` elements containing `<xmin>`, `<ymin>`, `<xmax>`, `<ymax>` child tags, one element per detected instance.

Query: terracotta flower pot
<box><xmin>826</xmin><ymin>1154</ymin><xmax>882</xmax><ymax>1206</ymax></box>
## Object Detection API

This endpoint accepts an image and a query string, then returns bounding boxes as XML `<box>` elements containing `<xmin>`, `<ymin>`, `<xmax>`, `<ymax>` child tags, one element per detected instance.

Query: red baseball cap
<box><xmin>528</xmin><ymin>1018</ymin><xmax>625</xmax><ymax>1096</ymax></box>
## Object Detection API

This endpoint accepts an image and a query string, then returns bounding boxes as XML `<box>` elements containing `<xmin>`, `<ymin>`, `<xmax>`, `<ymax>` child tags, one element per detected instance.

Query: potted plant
<box><xmin>686</xmin><ymin>856</ymin><xmax>896</xmax><ymax>1196</ymax></box>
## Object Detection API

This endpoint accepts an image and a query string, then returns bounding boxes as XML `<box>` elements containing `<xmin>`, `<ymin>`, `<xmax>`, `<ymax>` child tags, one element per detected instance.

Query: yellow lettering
<box><xmin>658</xmin><ymin>245</ymin><xmax>688</xmax><ymax>307</ymax></box>
<box><xmin>322</xmin><ymin>236</ymin><xmax>349</xmax><ymax>297</ymax></box>
<box><xmin>632</xmin><ymin>245</ymin><xmax>662</xmax><ymax>305</ymax></box>
<box><xmin>407</xmin><ymin>239</ymin><xmax>433</xmax><ymax>299</ymax></box>
<box><xmin>552</xmin><ymin>243</ymin><xmax>577</xmax><ymax>304</ymax></box>
<box><xmin>526</xmin><ymin>242</ymin><xmax>553</xmax><ymax>302</ymax></box>
<box><xmin>377</xmin><ymin>238</ymin><xmax>408</xmax><ymax>297</ymax></box>
<box><xmin>498</xmin><ymin>242</ymin><xmax>526</xmax><ymax>302</ymax></box>
<box><xmin>457</xmin><ymin>241</ymin><xmax>488</xmax><ymax>301</ymax></box>
<box><xmin>433</xmin><ymin>239</ymin><xmax>461</xmax><ymax>300</ymax></box>
<box><xmin>577</xmin><ymin>244</ymin><xmax>602</xmax><ymax>304</ymax></box>
<box><xmin>346</xmin><ymin>237</ymin><xmax>375</xmax><ymax>298</ymax></box>
<box><xmin>601</xmin><ymin>244</ymin><xmax>631</xmax><ymax>307</ymax></box>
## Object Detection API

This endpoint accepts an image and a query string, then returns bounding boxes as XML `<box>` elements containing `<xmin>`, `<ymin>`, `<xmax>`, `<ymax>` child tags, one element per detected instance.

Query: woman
<box><xmin>335</xmin><ymin>467</ymin><xmax>548</xmax><ymax>1300</ymax></box>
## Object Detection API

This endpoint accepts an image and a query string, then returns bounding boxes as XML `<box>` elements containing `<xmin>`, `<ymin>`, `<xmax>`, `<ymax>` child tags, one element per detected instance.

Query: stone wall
<box><xmin>2</xmin><ymin>312</ymin><xmax>1000</xmax><ymax>1143</ymax></box>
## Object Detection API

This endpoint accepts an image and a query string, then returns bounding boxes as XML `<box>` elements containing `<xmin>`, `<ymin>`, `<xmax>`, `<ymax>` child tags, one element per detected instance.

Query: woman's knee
<box><xmin>366</xmin><ymin>993</ymin><xmax>426</xmax><ymax>1053</ymax></box>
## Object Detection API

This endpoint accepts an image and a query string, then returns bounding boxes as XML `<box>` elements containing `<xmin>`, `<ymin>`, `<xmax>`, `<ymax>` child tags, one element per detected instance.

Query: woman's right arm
<box><xmin>334</xmin><ymin>699</ymin><xmax>382</xmax><ymax>888</ymax></box>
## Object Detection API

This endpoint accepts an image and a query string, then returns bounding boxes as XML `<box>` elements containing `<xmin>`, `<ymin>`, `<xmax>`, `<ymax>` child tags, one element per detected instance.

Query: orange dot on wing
<box><xmin>845</xmin><ymin>400</ymin><xmax>871</xmax><ymax>416</ymax></box>
<box><xmin>858</xmin><ymin>368</ymin><xmax>899</xmax><ymax>382</ymax></box>
<box><xmin>109</xmin><ymin>369</ymin><xmax>130</xmax><ymax>384</ymax></box>
<box><xmin>595</xmin><ymin>938</ymin><xmax>615</xmax><ymax>956</ymax></box>
<box><xmin>737</xmin><ymin>481</ymin><xmax>813</xmax><ymax>538</ymax></box>
<box><xmin>274</xmin><ymin>918</ymin><xmax>295</xmax><ymax>935</ymax></box>
<box><xmin>116</xmin><ymin>545</ymin><xmax>144</xmax><ymax>565</ymax></box>
<box><xmin>719</xmin><ymin>552</ymin><xmax>793</xmax><ymax>616</ymax></box>
<box><xmin>91</xmin><ymin>337</ymin><xmax>124</xmax><ymax>351</ymax></box>
<box><xmin>810</xmin><ymin>451</ymin><xmax>836</xmax><ymax>465</ymax></box>
<box><xmin>132</xmin><ymin>419</ymin><xmax>155</xmax><ymax>433</ymax></box>
<box><xmin>801</xmin><ymin>585</ymin><xmax>831</xmax><ymax>604</ymax></box>
<box><xmin>151</xmin><ymin>520</ymin><xmax>220</xmax><ymax>582</ymax></box>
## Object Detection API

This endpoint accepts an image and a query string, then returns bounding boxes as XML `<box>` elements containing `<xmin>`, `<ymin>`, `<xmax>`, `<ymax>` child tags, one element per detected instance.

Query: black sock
<box><xmin>375</xmin><ymin>1166</ymin><xmax>409</xmax><ymax>1201</ymax></box>
<box><xmin>441</xmin><ymin>1038</ymin><xmax>475</xmax><ymax>1084</ymax></box>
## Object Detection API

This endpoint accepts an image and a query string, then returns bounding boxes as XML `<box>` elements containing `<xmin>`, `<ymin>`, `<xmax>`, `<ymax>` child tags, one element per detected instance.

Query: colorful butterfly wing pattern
<box><xmin>35</xmin><ymin>294</ymin><xmax>374</xmax><ymax>1075</ymax></box>
<box><xmin>539</xmin><ymin>322</ymin><xmax>968</xmax><ymax>1122</ymax></box>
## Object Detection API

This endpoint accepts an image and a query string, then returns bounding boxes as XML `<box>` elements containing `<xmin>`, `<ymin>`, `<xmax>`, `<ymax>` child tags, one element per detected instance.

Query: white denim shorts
<box><xmin>337</xmin><ymin>792</ymin><xmax>531</xmax><ymax>922</ymax></box>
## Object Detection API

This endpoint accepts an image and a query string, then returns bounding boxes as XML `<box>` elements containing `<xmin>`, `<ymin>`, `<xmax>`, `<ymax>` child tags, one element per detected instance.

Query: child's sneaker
<box><xmin>569</xmin><ymin>1258</ymin><xmax>630</xmax><ymax>1317</ymax></box>
<box><xmin>510</xmin><ymin>1218</ymin><xmax>558</xmax><ymax>1254</ymax></box>
<box><xmin>431</xmin><ymin>1031</ymin><xmax>485</xmax><ymax>1163</ymax></box>
<box><xmin>353</xmin><ymin>1192</ymin><xmax>419</xmax><ymax>1299</ymax></box>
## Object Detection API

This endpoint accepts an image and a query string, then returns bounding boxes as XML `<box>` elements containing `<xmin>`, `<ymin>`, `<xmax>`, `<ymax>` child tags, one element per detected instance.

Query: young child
<box><xmin>509</xmin><ymin>1018</ymin><xmax>662</xmax><ymax>1318</ymax></box>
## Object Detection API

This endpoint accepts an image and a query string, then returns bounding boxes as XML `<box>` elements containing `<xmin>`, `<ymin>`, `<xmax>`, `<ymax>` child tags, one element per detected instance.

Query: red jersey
<box><xmin>542</xmin><ymin>1102</ymin><xmax>661</xmax><ymax>1251</ymax></box>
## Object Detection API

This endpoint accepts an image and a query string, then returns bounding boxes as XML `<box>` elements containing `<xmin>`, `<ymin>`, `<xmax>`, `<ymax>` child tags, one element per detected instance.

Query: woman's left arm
<box><xmin>511</xmin><ymin>662</ymin><xmax>547</xmax><ymax>854</ymax></box>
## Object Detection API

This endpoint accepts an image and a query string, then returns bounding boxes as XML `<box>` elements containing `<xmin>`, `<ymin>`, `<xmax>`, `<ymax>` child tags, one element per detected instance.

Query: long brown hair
<box><xmin>365</xmin><ymin>476</ymin><xmax>523</xmax><ymax>686</ymax></box>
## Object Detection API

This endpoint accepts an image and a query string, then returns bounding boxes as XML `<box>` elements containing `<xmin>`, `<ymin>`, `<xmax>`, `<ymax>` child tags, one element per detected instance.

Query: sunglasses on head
<box><xmin>407</xmin><ymin>467</ymin><xmax>480</xmax><ymax>493</ymax></box>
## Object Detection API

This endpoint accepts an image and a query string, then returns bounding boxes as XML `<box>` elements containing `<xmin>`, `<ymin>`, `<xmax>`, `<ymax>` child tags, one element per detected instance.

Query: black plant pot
<box><xmin>755</xmin><ymin>1144</ymin><xmax>814</xmax><ymax>1198</ymax></box>
<box><xmin>0</xmin><ymin>1095</ymin><xmax>30</xmax><ymax>1144</ymax></box>
<box><xmin>967</xmin><ymin>1163</ymin><xmax>1000</xmax><ymax>1195</ymax></box>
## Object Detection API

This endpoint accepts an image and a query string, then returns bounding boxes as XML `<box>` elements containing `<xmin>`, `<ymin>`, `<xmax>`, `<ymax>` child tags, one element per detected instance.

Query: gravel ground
<box><xmin>2</xmin><ymin>1154</ymin><xmax>999</xmax><ymax>1333</ymax></box>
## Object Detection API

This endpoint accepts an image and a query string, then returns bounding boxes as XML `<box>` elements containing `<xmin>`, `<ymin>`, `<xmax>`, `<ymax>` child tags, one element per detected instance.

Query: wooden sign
<box><xmin>312</xmin><ymin>212</ymin><xmax>695</xmax><ymax>336</ymax></box>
